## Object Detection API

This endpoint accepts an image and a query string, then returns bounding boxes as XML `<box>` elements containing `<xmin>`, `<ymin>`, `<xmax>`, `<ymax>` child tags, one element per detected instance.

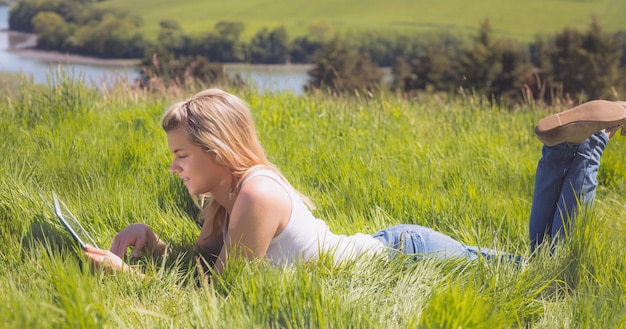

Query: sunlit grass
<box><xmin>1</xmin><ymin>73</ymin><xmax>625</xmax><ymax>327</ymax></box>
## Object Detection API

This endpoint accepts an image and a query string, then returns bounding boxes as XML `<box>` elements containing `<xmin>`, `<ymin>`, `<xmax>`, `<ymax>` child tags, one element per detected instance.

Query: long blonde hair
<box><xmin>161</xmin><ymin>88</ymin><xmax>312</xmax><ymax>235</ymax></box>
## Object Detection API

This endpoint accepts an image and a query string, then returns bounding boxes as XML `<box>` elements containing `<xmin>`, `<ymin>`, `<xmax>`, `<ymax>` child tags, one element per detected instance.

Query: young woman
<box><xmin>83</xmin><ymin>89</ymin><xmax>626</xmax><ymax>273</ymax></box>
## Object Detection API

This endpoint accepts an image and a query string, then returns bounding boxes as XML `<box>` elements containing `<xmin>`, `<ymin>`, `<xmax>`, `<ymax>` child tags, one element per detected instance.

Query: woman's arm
<box><xmin>84</xmin><ymin>223</ymin><xmax>166</xmax><ymax>275</ymax></box>
<box><xmin>195</xmin><ymin>220</ymin><xmax>225</xmax><ymax>268</ymax></box>
<box><xmin>85</xmin><ymin>177</ymin><xmax>291</xmax><ymax>275</ymax></box>
<box><xmin>213</xmin><ymin>176</ymin><xmax>292</xmax><ymax>274</ymax></box>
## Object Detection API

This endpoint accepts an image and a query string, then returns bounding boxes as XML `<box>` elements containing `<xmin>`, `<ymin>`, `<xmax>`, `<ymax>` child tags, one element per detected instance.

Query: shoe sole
<box><xmin>535</xmin><ymin>100</ymin><xmax>626</xmax><ymax>146</ymax></box>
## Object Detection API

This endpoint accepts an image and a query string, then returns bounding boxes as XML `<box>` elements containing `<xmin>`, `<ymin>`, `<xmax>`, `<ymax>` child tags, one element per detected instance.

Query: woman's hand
<box><xmin>109</xmin><ymin>223</ymin><xmax>165</xmax><ymax>259</ymax></box>
<box><xmin>84</xmin><ymin>245</ymin><xmax>130</xmax><ymax>273</ymax></box>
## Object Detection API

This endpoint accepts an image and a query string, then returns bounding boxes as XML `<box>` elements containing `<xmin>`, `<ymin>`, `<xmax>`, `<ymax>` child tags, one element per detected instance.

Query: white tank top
<box><xmin>241</xmin><ymin>170</ymin><xmax>386</xmax><ymax>266</ymax></box>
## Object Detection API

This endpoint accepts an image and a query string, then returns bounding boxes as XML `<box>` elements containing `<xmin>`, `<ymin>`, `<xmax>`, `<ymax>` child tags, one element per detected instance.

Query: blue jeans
<box><xmin>372</xmin><ymin>224</ymin><xmax>518</xmax><ymax>263</ymax></box>
<box><xmin>371</xmin><ymin>132</ymin><xmax>607</xmax><ymax>259</ymax></box>
<box><xmin>528</xmin><ymin>131</ymin><xmax>607</xmax><ymax>251</ymax></box>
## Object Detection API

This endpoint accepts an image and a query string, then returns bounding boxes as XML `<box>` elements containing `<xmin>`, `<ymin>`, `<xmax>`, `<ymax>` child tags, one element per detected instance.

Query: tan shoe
<box><xmin>535</xmin><ymin>100</ymin><xmax>626</xmax><ymax>146</ymax></box>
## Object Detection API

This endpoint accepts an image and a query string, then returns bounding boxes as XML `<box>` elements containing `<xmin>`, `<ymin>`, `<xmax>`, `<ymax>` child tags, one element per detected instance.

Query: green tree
<box><xmin>197</xmin><ymin>21</ymin><xmax>245</xmax><ymax>62</ymax></box>
<box><xmin>215</xmin><ymin>21</ymin><xmax>245</xmax><ymax>44</ymax></box>
<box><xmin>290</xmin><ymin>36</ymin><xmax>325</xmax><ymax>64</ymax></box>
<box><xmin>578</xmin><ymin>19</ymin><xmax>624</xmax><ymax>99</ymax></box>
<box><xmin>9</xmin><ymin>0</ymin><xmax>96</xmax><ymax>32</ymax></box>
<box><xmin>11</xmin><ymin>0</ymin><xmax>145</xmax><ymax>58</ymax></box>
<box><xmin>456</xmin><ymin>19</ymin><xmax>534</xmax><ymax>103</ymax></box>
<box><xmin>64</xmin><ymin>13</ymin><xmax>144</xmax><ymax>57</ymax></box>
<box><xmin>102</xmin><ymin>17</ymin><xmax>146</xmax><ymax>58</ymax></box>
<box><xmin>352</xmin><ymin>32</ymin><xmax>426</xmax><ymax>66</ymax></box>
<box><xmin>306</xmin><ymin>38</ymin><xmax>383</xmax><ymax>95</ymax></box>
<box><xmin>456</xmin><ymin>20</ymin><xmax>503</xmax><ymax>96</ymax></box>
<box><xmin>9</xmin><ymin>0</ymin><xmax>58</xmax><ymax>32</ymax></box>
<box><xmin>157</xmin><ymin>20</ymin><xmax>188</xmax><ymax>53</ymax></box>
<box><xmin>391</xmin><ymin>41</ymin><xmax>457</xmax><ymax>94</ymax></box>
<box><xmin>390</xmin><ymin>56</ymin><xmax>412</xmax><ymax>92</ymax></box>
<box><xmin>248</xmin><ymin>26</ymin><xmax>289</xmax><ymax>64</ymax></box>
<box><xmin>32</xmin><ymin>11</ymin><xmax>73</xmax><ymax>50</ymax></box>
<box><xmin>490</xmin><ymin>39</ymin><xmax>535</xmax><ymax>103</ymax></box>
<box><xmin>618</xmin><ymin>31</ymin><xmax>626</xmax><ymax>67</ymax></box>
<box><xmin>536</xmin><ymin>18</ymin><xmax>624</xmax><ymax>101</ymax></box>
<box><xmin>352</xmin><ymin>32</ymin><xmax>397</xmax><ymax>66</ymax></box>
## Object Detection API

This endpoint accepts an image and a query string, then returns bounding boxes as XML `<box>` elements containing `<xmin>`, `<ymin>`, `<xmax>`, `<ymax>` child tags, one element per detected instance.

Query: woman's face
<box><xmin>167</xmin><ymin>127</ymin><xmax>231</xmax><ymax>196</ymax></box>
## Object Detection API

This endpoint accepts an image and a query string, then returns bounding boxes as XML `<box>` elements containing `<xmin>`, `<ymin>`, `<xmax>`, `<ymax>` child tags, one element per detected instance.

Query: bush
<box><xmin>305</xmin><ymin>38</ymin><xmax>383</xmax><ymax>95</ymax></box>
<box><xmin>534</xmin><ymin>18</ymin><xmax>625</xmax><ymax>101</ymax></box>
<box><xmin>139</xmin><ymin>52</ymin><xmax>243</xmax><ymax>90</ymax></box>
<box><xmin>247</xmin><ymin>26</ymin><xmax>289</xmax><ymax>64</ymax></box>
<box><xmin>391</xmin><ymin>41</ymin><xmax>458</xmax><ymax>94</ymax></box>
<box><xmin>290</xmin><ymin>36</ymin><xmax>325</xmax><ymax>64</ymax></box>
<box><xmin>455</xmin><ymin>20</ymin><xmax>534</xmax><ymax>104</ymax></box>
<box><xmin>391</xmin><ymin>20</ymin><xmax>535</xmax><ymax>105</ymax></box>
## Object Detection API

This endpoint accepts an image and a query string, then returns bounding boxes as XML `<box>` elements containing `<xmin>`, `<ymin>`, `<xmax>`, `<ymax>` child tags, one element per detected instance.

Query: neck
<box><xmin>211</xmin><ymin>175</ymin><xmax>237</xmax><ymax>213</ymax></box>
<box><xmin>213</xmin><ymin>191</ymin><xmax>236</xmax><ymax>213</ymax></box>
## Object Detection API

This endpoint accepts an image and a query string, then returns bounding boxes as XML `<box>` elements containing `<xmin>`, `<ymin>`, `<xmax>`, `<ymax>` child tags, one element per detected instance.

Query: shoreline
<box><xmin>7</xmin><ymin>49</ymin><xmax>315</xmax><ymax>73</ymax></box>
<box><xmin>9</xmin><ymin>49</ymin><xmax>316</xmax><ymax>72</ymax></box>
<box><xmin>7</xmin><ymin>48</ymin><xmax>140</xmax><ymax>66</ymax></box>
<box><xmin>1</xmin><ymin>30</ymin><xmax>390</xmax><ymax>74</ymax></box>
<box><xmin>9</xmin><ymin>47</ymin><xmax>316</xmax><ymax>71</ymax></box>
<box><xmin>7</xmin><ymin>48</ymin><xmax>142</xmax><ymax>67</ymax></box>
<box><xmin>3</xmin><ymin>31</ymin><xmax>314</xmax><ymax>71</ymax></box>
<box><xmin>1</xmin><ymin>30</ymin><xmax>385</xmax><ymax>74</ymax></box>
<box><xmin>3</xmin><ymin>31</ymin><xmax>141</xmax><ymax>67</ymax></box>
<box><xmin>224</xmin><ymin>62</ymin><xmax>313</xmax><ymax>72</ymax></box>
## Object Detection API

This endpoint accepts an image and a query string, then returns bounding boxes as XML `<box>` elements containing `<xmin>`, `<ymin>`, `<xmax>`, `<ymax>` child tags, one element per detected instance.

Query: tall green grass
<box><xmin>1</xmin><ymin>72</ymin><xmax>625</xmax><ymax>328</ymax></box>
<box><xmin>97</xmin><ymin>0</ymin><xmax>626</xmax><ymax>41</ymax></box>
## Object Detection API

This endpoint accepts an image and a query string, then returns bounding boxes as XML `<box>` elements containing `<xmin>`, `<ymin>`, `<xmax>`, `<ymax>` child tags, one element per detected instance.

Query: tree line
<box><xmin>8</xmin><ymin>0</ymin><xmax>626</xmax><ymax>104</ymax></box>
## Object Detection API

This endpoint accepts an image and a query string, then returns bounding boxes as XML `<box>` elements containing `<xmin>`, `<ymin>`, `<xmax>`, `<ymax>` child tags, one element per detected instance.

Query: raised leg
<box><xmin>528</xmin><ymin>142</ymin><xmax>578</xmax><ymax>249</ymax></box>
<box><xmin>529</xmin><ymin>99</ymin><xmax>621</xmax><ymax>251</ymax></box>
<box><xmin>549</xmin><ymin>132</ymin><xmax>606</xmax><ymax>242</ymax></box>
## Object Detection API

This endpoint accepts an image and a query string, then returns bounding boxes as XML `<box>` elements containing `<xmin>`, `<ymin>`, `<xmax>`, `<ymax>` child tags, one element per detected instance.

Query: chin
<box><xmin>187</xmin><ymin>187</ymin><xmax>207</xmax><ymax>196</ymax></box>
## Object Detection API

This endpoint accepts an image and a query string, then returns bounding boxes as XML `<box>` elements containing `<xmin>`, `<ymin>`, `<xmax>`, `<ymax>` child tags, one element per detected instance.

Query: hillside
<box><xmin>98</xmin><ymin>0</ymin><xmax>626</xmax><ymax>41</ymax></box>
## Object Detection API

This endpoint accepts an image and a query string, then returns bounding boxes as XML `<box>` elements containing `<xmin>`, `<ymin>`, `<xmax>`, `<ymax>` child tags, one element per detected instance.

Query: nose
<box><xmin>169</xmin><ymin>161</ymin><xmax>181</xmax><ymax>174</ymax></box>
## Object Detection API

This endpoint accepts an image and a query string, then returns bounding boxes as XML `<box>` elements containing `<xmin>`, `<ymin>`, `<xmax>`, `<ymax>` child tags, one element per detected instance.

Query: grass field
<box><xmin>97</xmin><ymin>0</ymin><xmax>626</xmax><ymax>41</ymax></box>
<box><xmin>1</xmin><ymin>71</ymin><xmax>625</xmax><ymax>327</ymax></box>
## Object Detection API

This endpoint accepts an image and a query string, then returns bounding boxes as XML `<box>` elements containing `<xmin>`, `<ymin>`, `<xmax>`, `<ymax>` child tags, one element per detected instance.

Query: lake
<box><xmin>0</xmin><ymin>5</ymin><xmax>310</xmax><ymax>94</ymax></box>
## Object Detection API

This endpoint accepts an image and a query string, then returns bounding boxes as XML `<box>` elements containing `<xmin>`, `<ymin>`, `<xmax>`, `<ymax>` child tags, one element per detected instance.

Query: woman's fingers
<box><xmin>84</xmin><ymin>247</ymin><xmax>126</xmax><ymax>272</ymax></box>
<box><xmin>131</xmin><ymin>239</ymin><xmax>145</xmax><ymax>258</ymax></box>
<box><xmin>109</xmin><ymin>224</ymin><xmax>152</xmax><ymax>258</ymax></box>
<box><xmin>85</xmin><ymin>245</ymin><xmax>106</xmax><ymax>255</ymax></box>
<box><xmin>83</xmin><ymin>248</ymin><xmax>106</xmax><ymax>268</ymax></box>
<box><xmin>110</xmin><ymin>237</ymin><xmax>130</xmax><ymax>258</ymax></box>
<box><xmin>109</xmin><ymin>238</ymin><xmax>121</xmax><ymax>256</ymax></box>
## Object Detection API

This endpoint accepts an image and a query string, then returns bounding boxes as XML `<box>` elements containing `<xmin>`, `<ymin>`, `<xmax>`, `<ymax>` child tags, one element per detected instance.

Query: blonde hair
<box><xmin>162</xmin><ymin>88</ymin><xmax>312</xmax><ymax>235</ymax></box>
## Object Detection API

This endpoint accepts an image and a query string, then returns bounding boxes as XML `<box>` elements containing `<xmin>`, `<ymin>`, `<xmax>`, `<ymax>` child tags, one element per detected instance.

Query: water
<box><xmin>229</xmin><ymin>65</ymin><xmax>310</xmax><ymax>95</ymax></box>
<box><xmin>0</xmin><ymin>6</ymin><xmax>141</xmax><ymax>86</ymax></box>
<box><xmin>0</xmin><ymin>5</ymin><xmax>309</xmax><ymax>94</ymax></box>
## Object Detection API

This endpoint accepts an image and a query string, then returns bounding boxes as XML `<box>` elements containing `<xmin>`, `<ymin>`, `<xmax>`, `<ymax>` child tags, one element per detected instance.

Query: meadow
<box><xmin>97</xmin><ymin>0</ymin><xmax>626</xmax><ymax>41</ymax></box>
<box><xmin>1</xmin><ymin>71</ymin><xmax>625</xmax><ymax>328</ymax></box>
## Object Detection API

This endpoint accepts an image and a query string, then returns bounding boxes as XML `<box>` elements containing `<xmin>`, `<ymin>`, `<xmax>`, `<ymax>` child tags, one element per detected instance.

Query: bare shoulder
<box><xmin>230</xmin><ymin>174</ymin><xmax>292</xmax><ymax>237</ymax></box>
<box><xmin>237</xmin><ymin>174</ymin><xmax>292</xmax><ymax>208</ymax></box>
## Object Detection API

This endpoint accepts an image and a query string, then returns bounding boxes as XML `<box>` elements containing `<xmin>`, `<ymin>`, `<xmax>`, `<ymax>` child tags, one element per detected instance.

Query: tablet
<box><xmin>52</xmin><ymin>191</ymin><xmax>99</xmax><ymax>250</ymax></box>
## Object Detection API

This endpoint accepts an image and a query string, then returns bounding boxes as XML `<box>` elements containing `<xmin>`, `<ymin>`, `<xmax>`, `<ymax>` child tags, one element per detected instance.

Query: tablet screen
<box><xmin>52</xmin><ymin>192</ymin><xmax>99</xmax><ymax>250</ymax></box>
